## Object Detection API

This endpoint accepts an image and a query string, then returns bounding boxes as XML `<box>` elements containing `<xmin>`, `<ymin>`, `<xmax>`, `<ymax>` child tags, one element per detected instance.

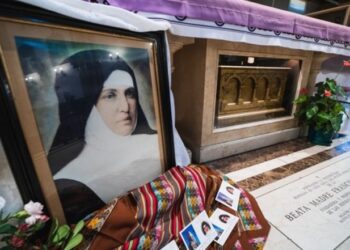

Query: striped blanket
<box><xmin>84</xmin><ymin>165</ymin><xmax>270</xmax><ymax>249</ymax></box>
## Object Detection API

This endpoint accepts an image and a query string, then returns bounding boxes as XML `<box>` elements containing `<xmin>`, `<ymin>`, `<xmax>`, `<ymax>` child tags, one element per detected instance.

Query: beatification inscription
<box><xmin>256</xmin><ymin>157</ymin><xmax>350</xmax><ymax>250</ymax></box>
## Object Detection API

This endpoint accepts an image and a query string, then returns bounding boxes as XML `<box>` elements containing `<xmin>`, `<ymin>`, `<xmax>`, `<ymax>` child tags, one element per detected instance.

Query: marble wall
<box><xmin>170</xmin><ymin>36</ymin><xmax>313</xmax><ymax>162</ymax></box>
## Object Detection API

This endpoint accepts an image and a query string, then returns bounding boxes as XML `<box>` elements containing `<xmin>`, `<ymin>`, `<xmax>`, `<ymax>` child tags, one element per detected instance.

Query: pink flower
<box><xmin>23</xmin><ymin>201</ymin><xmax>50</xmax><ymax>225</ymax></box>
<box><xmin>24</xmin><ymin>201</ymin><xmax>43</xmax><ymax>216</ymax></box>
<box><xmin>18</xmin><ymin>224</ymin><xmax>29</xmax><ymax>232</ymax></box>
<box><xmin>343</xmin><ymin>60</ymin><xmax>350</xmax><ymax>67</ymax></box>
<box><xmin>38</xmin><ymin>215</ymin><xmax>49</xmax><ymax>223</ymax></box>
<box><xmin>25</xmin><ymin>216</ymin><xmax>37</xmax><ymax>225</ymax></box>
<box><xmin>25</xmin><ymin>214</ymin><xmax>49</xmax><ymax>225</ymax></box>
<box><xmin>324</xmin><ymin>90</ymin><xmax>332</xmax><ymax>97</ymax></box>
<box><xmin>9</xmin><ymin>235</ymin><xmax>25</xmax><ymax>248</ymax></box>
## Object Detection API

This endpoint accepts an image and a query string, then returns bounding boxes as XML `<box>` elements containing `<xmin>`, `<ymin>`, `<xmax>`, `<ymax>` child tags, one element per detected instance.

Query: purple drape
<box><xmin>107</xmin><ymin>0</ymin><xmax>350</xmax><ymax>43</ymax></box>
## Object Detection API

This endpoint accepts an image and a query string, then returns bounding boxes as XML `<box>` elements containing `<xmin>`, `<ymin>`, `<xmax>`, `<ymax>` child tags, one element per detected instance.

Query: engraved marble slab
<box><xmin>257</xmin><ymin>156</ymin><xmax>350</xmax><ymax>250</ymax></box>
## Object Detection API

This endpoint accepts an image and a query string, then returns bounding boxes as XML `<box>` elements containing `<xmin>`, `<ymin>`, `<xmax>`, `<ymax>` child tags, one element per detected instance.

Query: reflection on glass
<box><xmin>0</xmin><ymin>139</ymin><xmax>23</xmax><ymax>214</ymax></box>
<box><xmin>15</xmin><ymin>37</ymin><xmax>162</xmax><ymax>223</ymax></box>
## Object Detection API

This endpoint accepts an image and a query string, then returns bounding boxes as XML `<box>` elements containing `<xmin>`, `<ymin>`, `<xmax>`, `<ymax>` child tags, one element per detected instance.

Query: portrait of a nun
<box><xmin>47</xmin><ymin>49</ymin><xmax>161</xmax><ymax>223</ymax></box>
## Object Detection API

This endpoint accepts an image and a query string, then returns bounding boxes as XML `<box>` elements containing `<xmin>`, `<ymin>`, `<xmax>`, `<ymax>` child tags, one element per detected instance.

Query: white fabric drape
<box><xmin>18</xmin><ymin>0</ymin><xmax>170</xmax><ymax>32</ymax></box>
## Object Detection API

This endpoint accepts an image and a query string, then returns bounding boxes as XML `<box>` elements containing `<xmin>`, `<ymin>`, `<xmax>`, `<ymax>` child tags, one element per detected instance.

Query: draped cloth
<box><xmin>84</xmin><ymin>165</ymin><xmax>270</xmax><ymax>249</ymax></box>
<box><xmin>94</xmin><ymin>0</ymin><xmax>350</xmax><ymax>56</ymax></box>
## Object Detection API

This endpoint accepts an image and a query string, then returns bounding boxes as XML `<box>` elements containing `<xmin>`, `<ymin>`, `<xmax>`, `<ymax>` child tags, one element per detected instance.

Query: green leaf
<box><xmin>316</xmin><ymin>81</ymin><xmax>326</xmax><ymax>95</ymax></box>
<box><xmin>48</xmin><ymin>218</ymin><xmax>59</xmax><ymax>245</ymax></box>
<box><xmin>32</xmin><ymin>221</ymin><xmax>46</xmax><ymax>232</ymax></box>
<box><xmin>52</xmin><ymin>225</ymin><xmax>70</xmax><ymax>244</ymax></box>
<box><xmin>333</xmin><ymin>102</ymin><xmax>345</xmax><ymax>113</ymax></box>
<box><xmin>330</xmin><ymin>115</ymin><xmax>343</xmax><ymax>132</ymax></box>
<box><xmin>64</xmin><ymin>234</ymin><xmax>83</xmax><ymax>250</ymax></box>
<box><xmin>0</xmin><ymin>223</ymin><xmax>16</xmax><ymax>234</ymax></box>
<box><xmin>0</xmin><ymin>212</ymin><xmax>11</xmax><ymax>224</ymax></box>
<box><xmin>326</xmin><ymin>79</ymin><xmax>337</xmax><ymax>93</ymax></box>
<box><xmin>14</xmin><ymin>210</ymin><xmax>28</xmax><ymax>219</ymax></box>
<box><xmin>317</xmin><ymin>112</ymin><xmax>332</xmax><ymax>122</ymax></box>
<box><xmin>306</xmin><ymin>105</ymin><xmax>319</xmax><ymax>119</ymax></box>
<box><xmin>72</xmin><ymin>220</ymin><xmax>84</xmax><ymax>237</ymax></box>
<box><xmin>293</xmin><ymin>95</ymin><xmax>309</xmax><ymax>104</ymax></box>
<box><xmin>335</xmin><ymin>85</ymin><xmax>346</xmax><ymax>97</ymax></box>
<box><xmin>314</xmin><ymin>99</ymin><xmax>327</xmax><ymax>107</ymax></box>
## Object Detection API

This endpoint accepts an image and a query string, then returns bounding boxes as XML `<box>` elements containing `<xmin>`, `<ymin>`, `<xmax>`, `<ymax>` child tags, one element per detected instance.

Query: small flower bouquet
<box><xmin>294</xmin><ymin>78</ymin><xmax>348</xmax><ymax>145</ymax></box>
<box><xmin>0</xmin><ymin>197</ymin><xmax>84</xmax><ymax>250</ymax></box>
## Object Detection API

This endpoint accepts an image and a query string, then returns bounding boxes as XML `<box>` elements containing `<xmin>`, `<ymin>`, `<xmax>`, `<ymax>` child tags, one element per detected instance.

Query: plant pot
<box><xmin>307</xmin><ymin>126</ymin><xmax>335</xmax><ymax>146</ymax></box>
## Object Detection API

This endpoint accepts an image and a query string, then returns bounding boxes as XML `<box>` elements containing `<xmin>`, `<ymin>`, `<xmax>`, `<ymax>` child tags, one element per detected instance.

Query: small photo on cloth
<box><xmin>210</xmin><ymin>208</ymin><xmax>239</xmax><ymax>246</ymax></box>
<box><xmin>181</xmin><ymin>225</ymin><xmax>200</xmax><ymax>250</ymax></box>
<box><xmin>180</xmin><ymin>211</ymin><xmax>217</xmax><ymax>250</ymax></box>
<box><xmin>215</xmin><ymin>180</ymin><xmax>241</xmax><ymax>211</ymax></box>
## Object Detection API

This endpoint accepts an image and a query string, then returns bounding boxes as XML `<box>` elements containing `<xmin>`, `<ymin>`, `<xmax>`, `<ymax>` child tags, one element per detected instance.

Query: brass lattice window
<box><xmin>215</xmin><ymin>55</ymin><xmax>301</xmax><ymax>127</ymax></box>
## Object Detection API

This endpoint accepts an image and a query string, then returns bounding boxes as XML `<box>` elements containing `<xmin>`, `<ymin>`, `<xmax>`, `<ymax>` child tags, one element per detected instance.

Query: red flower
<box><xmin>18</xmin><ymin>223</ymin><xmax>29</xmax><ymax>232</ymax></box>
<box><xmin>9</xmin><ymin>235</ymin><xmax>25</xmax><ymax>248</ymax></box>
<box><xmin>343</xmin><ymin>60</ymin><xmax>350</xmax><ymax>67</ymax></box>
<box><xmin>300</xmin><ymin>87</ymin><xmax>308</xmax><ymax>94</ymax></box>
<box><xmin>324</xmin><ymin>90</ymin><xmax>332</xmax><ymax>97</ymax></box>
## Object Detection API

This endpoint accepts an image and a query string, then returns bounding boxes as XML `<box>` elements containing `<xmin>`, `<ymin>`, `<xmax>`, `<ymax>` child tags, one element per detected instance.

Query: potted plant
<box><xmin>294</xmin><ymin>78</ymin><xmax>348</xmax><ymax>146</ymax></box>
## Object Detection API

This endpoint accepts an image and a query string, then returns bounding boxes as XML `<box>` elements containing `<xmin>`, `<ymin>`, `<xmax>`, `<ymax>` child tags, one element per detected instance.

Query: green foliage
<box><xmin>46</xmin><ymin>219</ymin><xmax>85</xmax><ymax>250</ymax></box>
<box><xmin>294</xmin><ymin>78</ymin><xmax>348</xmax><ymax>133</ymax></box>
<box><xmin>52</xmin><ymin>225</ymin><xmax>70</xmax><ymax>245</ymax></box>
<box><xmin>72</xmin><ymin>220</ymin><xmax>84</xmax><ymax>238</ymax></box>
<box><xmin>0</xmin><ymin>223</ymin><xmax>17</xmax><ymax>235</ymax></box>
<box><xmin>0</xmin><ymin>202</ymin><xmax>84</xmax><ymax>250</ymax></box>
<box><xmin>64</xmin><ymin>234</ymin><xmax>84</xmax><ymax>250</ymax></box>
<box><xmin>47</xmin><ymin>218</ymin><xmax>59</xmax><ymax>246</ymax></box>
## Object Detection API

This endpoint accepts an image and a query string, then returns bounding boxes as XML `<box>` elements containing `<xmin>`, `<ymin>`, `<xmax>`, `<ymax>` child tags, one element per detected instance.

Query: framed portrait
<box><xmin>0</xmin><ymin>2</ymin><xmax>174</xmax><ymax>223</ymax></box>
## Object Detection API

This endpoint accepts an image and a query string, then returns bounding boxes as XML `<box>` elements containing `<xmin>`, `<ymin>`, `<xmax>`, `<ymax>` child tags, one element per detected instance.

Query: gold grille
<box><xmin>216</xmin><ymin>66</ymin><xmax>290</xmax><ymax>126</ymax></box>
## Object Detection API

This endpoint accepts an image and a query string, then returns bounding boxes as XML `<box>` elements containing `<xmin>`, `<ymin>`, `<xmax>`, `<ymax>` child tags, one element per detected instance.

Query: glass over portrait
<box><xmin>5</xmin><ymin>29</ymin><xmax>166</xmax><ymax>223</ymax></box>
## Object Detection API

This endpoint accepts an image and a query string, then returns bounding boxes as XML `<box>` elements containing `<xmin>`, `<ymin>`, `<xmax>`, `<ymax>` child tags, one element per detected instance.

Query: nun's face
<box><xmin>96</xmin><ymin>70</ymin><xmax>137</xmax><ymax>136</ymax></box>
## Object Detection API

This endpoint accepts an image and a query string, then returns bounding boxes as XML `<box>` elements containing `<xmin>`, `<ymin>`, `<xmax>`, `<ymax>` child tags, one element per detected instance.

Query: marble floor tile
<box><xmin>279</xmin><ymin>151</ymin><xmax>311</xmax><ymax>164</ymax></box>
<box><xmin>278</xmin><ymin>136</ymin><xmax>349</xmax><ymax>164</ymax></box>
<box><xmin>206</xmin><ymin>134</ymin><xmax>350</xmax><ymax>249</ymax></box>
<box><xmin>221</xmin><ymin>136</ymin><xmax>350</xmax><ymax>187</ymax></box>
<box><xmin>256</xmin><ymin>155</ymin><xmax>350</xmax><ymax>250</ymax></box>
<box><xmin>252</xmin><ymin>151</ymin><xmax>350</xmax><ymax>198</ymax></box>
<box><xmin>207</xmin><ymin>135</ymin><xmax>350</xmax><ymax>175</ymax></box>
<box><xmin>237</xmin><ymin>141</ymin><xmax>350</xmax><ymax>192</ymax></box>
<box><xmin>335</xmin><ymin>237</ymin><xmax>350</xmax><ymax>250</ymax></box>
<box><xmin>226</xmin><ymin>159</ymin><xmax>285</xmax><ymax>182</ymax></box>
<box><xmin>264</xmin><ymin>225</ymin><xmax>301</xmax><ymax>250</ymax></box>
<box><xmin>206</xmin><ymin>138</ymin><xmax>313</xmax><ymax>173</ymax></box>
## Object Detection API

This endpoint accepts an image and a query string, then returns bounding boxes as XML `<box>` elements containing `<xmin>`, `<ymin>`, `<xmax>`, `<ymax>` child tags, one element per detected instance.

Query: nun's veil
<box><xmin>48</xmin><ymin>49</ymin><xmax>154</xmax><ymax>175</ymax></box>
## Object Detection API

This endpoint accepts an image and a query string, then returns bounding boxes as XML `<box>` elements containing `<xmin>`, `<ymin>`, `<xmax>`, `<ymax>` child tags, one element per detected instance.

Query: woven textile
<box><xmin>84</xmin><ymin>165</ymin><xmax>270</xmax><ymax>249</ymax></box>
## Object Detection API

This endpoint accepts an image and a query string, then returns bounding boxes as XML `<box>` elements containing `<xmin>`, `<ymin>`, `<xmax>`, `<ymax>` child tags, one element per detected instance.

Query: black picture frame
<box><xmin>0</xmin><ymin>0</ymin><xmax>175</xmax><ymax>223</ymax></box>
